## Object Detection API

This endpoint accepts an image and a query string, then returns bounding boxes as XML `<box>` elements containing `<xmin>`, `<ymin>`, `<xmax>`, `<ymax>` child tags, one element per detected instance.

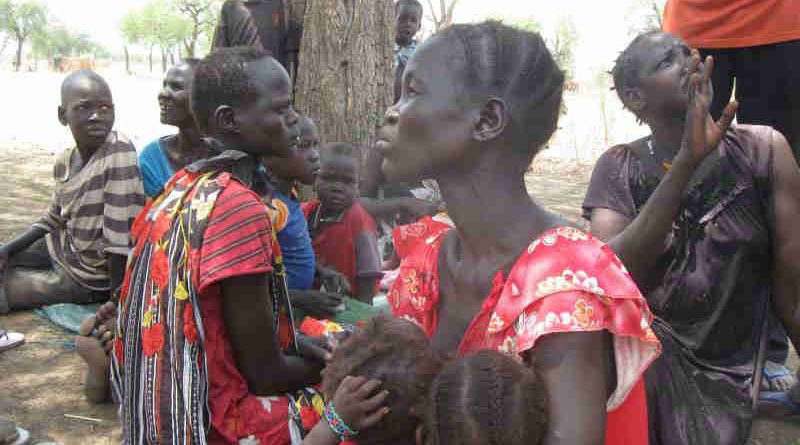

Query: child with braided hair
<box><xmin>301</xmin><ymin>319</ymin><xmax>548</xmax><ymax>445</ymax></box>
<box><xmin>426</xmin><ymin>350</ymin><xmax>548</xmax><ymax>445</ymax></box>
<box><xmin>301</xmin><ymin>314</ymin><xmax>441</xmax><ymax>445</ymax></box>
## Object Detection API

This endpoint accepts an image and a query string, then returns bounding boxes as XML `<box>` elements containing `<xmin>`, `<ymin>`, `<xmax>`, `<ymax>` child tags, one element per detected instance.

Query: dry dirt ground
<box><xmin>0</xmin><ymin>148</ymin><xmax>797</xmax><ymax>444</ymax></box>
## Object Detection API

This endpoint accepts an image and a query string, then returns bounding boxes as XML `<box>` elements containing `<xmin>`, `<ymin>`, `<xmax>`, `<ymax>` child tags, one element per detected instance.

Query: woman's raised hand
<box><xmin>680</xmin><ymin>49</ymin><xmax>738</xmax><ymax>166</ymax></box>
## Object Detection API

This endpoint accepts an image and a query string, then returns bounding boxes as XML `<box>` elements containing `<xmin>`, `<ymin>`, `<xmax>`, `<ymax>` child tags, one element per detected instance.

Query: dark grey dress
<box><xmin>583</xmin><ymin>125</ymin><xmax>783</xmax><ymax>445</ymax></box>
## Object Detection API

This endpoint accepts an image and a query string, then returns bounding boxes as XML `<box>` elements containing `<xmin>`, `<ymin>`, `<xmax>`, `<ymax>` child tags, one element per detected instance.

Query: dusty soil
<box><xmin>1</xmin><ymin>149</ymin><xmax>798</xmax><ymax>444</ymax></box>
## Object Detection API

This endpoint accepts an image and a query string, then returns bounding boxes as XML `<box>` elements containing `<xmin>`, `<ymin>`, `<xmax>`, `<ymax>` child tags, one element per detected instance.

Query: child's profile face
<box><xmin>316</xmin><ymin>156</ymin><xmax>358</xmax><ymax>215</ymax></box>
<box><xmin>396</xmin><ymin>4</ymin><xmax>422</xmax><ymax>46</ymax></box>
<box><xmin>263</xmin><ymin>118</ymin><xmax>320</xmax><ymax>184</ymax></box>
<box><xmin>158</xmin><ymin>63</ymin><xmax>194</xmax><ymax>127</ymax></box>
<box><xmin>297</xmin><ymin>119</ymin><xmax>321</xmax><ymax>185</ymax></box>
<box><xmin>59</xmin><ymin>77</ymin><xmax>115</xmax><ymax>151</ymax></box>
<box><xmin>234</xmin><ymin>58</ymin><xmax>300</xmax><ymax>158</ymax></box>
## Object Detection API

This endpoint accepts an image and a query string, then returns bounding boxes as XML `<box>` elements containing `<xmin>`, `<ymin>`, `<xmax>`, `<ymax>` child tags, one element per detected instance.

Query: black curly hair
<box><xmin>322</xmin><ymin>315</ymin><xmax>442</xmax><ymax>445</ymax></box>
<box><xmin>426</xmin><ymin>350</ymin><xmax>548</xmax><ymax>445</ymax></box>
<box><xmin>190</xmin><ymin>46</ymin><xmax>274</xmax><ymax>133</ymax></box>
<box><xmin>434</xmin><ymin>21</ymin><xmax>565</xmax><ymax>159</ymax></box>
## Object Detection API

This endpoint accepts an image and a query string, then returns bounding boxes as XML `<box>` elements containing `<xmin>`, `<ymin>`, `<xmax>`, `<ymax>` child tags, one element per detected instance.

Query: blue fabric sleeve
<box><xmin>273</xmin><ymin>191</ymin><xmax>316</xmax><ymax>290</ymax></box>
<box><xmin>138</xmin><ymin>138</ymin><xmax>174</xmax><ymax>199</ymax></box>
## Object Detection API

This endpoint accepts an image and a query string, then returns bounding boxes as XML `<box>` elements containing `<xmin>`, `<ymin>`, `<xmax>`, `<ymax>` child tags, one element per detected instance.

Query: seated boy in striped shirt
<box><xmin>0</xmin><ymin>70</ymin><xmax>145</xmax><ymax>314</ymax></box>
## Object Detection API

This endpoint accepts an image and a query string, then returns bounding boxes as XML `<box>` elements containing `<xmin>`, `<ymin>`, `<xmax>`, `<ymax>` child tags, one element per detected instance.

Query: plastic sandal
<box><xmin>758</xmin><ymin>390</ymin><xmax>800</xmax><ymax>421</ymax></box>
<box><xmin>762</xmin><ymin>362</ymin><xmax>796</xmax><ymax>391</ymax></box>
<box><xmin>0</xmin><ymin>329</ymin><xmax>25</xmax><ymax>352</ymax></box>
<box><xmin>9</xmin><ymin>427</ymin><xmax>31</xmax><ymax>445</ymax></box>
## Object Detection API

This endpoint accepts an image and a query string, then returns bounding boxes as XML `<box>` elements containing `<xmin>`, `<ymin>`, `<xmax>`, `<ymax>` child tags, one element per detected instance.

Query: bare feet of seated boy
<box><xmin>76</xmin><ymin>301</ymin><xmax>116</xmax><ymax>404</ymax></box>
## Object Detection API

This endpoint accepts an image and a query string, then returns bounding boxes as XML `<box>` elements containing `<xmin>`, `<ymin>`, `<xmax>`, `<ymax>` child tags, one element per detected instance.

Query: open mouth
<box><xmin>87</xmin><ymin>127</ymin><xmax>109</xmax><ymax>137</ymax></box>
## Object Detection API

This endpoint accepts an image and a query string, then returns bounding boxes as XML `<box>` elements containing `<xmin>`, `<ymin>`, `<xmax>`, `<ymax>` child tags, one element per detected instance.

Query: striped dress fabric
<box><xmin>33</xmin><ymin>131</ymin><xmax>145</xmax><ymax>290</ymax></box>
<box><xmin>112</xmin><ymin>157</ymin><xmax>318</xmax><ymax>444</ymax></box>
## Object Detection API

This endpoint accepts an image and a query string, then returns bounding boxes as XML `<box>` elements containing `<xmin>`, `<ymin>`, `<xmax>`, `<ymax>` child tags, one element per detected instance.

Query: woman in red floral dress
<box><xmin>375</xmin><ymin>21</ymin><xmax>725</xmax><ymax>444</ymax></box>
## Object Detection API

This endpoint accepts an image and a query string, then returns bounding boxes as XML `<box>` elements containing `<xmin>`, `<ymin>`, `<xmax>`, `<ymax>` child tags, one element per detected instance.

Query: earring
<box><xmin>385</xmin><ymin>108</ymin><xmax>400</xmax><ymax>123</ymax></box>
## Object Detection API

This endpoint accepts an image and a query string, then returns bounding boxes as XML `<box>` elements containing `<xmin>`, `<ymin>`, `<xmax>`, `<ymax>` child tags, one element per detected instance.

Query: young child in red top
<box><xmin>302</xmin><ymin>142</ymin><xmax>382</xmax><ymax>303</ymax></box>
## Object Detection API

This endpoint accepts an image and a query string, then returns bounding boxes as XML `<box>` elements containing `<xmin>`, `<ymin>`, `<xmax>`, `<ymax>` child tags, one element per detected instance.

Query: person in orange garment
<box><xmin>663</xmin><ymin>0</ymin><xmax>800</xmax><ymax>160</ymax></box>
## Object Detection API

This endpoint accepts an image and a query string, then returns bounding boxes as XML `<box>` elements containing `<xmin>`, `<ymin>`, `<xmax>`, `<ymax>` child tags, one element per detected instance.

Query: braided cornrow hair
<box><xmin>427</xmin><ymin>350</ymin><xmax>548</xmax><ymax>445</ymax></box>
<box><xmin>611</xmin><ymin>30</ymin><xmax>663</xmax><ymax>121</ymax></box>
<box><xmin>190</xmin><ymin>46</ymin><xmax>273</xmax><ymax>133</ymax></box>
<box><xmin>322</xmin><ymin>315</ymin><xmax>443</xmax><ymax>445</ymax></box>
<box><xmin>436</xmin><ymin>21</ymin><xmax>565</xmax><ymax>159</ymax></box>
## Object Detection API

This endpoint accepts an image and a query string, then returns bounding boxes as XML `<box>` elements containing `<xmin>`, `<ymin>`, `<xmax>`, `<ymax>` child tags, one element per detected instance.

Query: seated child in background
<box><xmin>263</xmin><ymin>113</ymin><xmax>321</xmax><ymax>291</ymax></box>
<box><xmin>0</xmin><ymin>70</ymin><xmax>144</xmax><ymax>314</ymax></box>
<box><xmin>302</xmin><ymin>143</ymin><xmax>382</xmax><ymax>303</ymax></box>
<box><xmin>139</xmin><ymin>59</ymin><xmax>215</xmax><ymax>199</ymax></box>
<box><xmin>262</xmin><ymin>114</ymin><xmax>346</xmax><ymax>318</ymax></box>
<box><xmin>301</xmin><ymin>317</ymin><xmax>548</xmax><ymax>445</ymax></box>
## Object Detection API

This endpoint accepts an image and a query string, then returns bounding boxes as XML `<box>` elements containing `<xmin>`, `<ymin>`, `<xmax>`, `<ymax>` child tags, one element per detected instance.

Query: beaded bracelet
<box><xmin>323</xmin><ymin>401</ymin><xmax>359</xmax><ymax>441</ymax></box>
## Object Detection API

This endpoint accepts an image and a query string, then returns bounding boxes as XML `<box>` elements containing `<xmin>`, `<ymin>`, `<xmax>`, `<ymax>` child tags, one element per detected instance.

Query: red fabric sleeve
<box><xmin>300</xmin><ymin>200</ymin><xmax>320</xmax><ymax>220</ymax></box>
<box><xmin>345</xmin><ymin>202</ymin><xmax>377</xmax><ymax>236</ymax></box>
<box><xmin>393</xmin><ymin>216</ymin><xmax>453</xmax><ymax>259</ymax></box>
<box><xmin>198</xmin><ymin>182</ymin><xmax>274</xmax><ymax>293</ymax></box>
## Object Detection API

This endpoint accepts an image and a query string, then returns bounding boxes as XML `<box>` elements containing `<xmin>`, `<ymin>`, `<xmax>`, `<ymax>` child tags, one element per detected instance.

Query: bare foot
<box><xmin>76</xmin><ymin>302</ymin><xmax>117</xmax><ymax>404</ymax></box>
<box><xmin>78</xmin><ymin>314</ymin><xmax>97</xmax><ymax>337</ymax></box>
<box><xmin>76</xmin><ymin>335</ymin><xmax>110</xmax><ymax>404</ymax></box>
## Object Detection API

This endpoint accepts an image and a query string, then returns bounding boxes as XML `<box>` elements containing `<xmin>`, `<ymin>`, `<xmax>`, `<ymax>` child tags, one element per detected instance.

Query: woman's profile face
<box><xmin>158</xmin><ymin>63</ymin><xmax>194</xmax><ymax>127</ymax></box>
<box><xmin>378</xmin><ymin>36</ymin><xmax>477</xmax><ymax>183</ymax></box>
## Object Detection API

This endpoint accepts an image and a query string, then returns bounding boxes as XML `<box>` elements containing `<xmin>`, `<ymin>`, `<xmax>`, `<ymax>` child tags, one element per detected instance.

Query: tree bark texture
<box><xmin>293</xmin><ymin>0</ymin><xmax>394</xmax><ymax>152</ymax></box>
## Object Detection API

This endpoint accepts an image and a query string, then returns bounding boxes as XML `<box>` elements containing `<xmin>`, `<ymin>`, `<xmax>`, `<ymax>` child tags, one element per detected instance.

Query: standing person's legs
<box><xmin>699</xmin><ymin>47</ymin><xmax>735</xmax><ymax>122</ymax></box>
<box><xmin>731</xmin><ymin>40</ymin><xmax>800</xmax><ymax>159</ymax></box>
<box><xmin>0</xmin><ymin>239</ymin><xmax>107</xmax><ymax>313</ymax></box>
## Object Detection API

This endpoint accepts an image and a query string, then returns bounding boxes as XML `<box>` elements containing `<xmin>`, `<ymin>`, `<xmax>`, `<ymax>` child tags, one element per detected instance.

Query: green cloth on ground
<box><xmin>34</xmin><ymin>303</ymin><xmax>100</xmax><ymax>334</ymax></box>
<box><xmin>35</xmin><ymin>297</ymin><xmax>382</xmax><ymax>335</ymax></box>
<box><xmin>292</xmin><ymin>297</ymin><xmax>385</xmax><ymax>326</ymax></box>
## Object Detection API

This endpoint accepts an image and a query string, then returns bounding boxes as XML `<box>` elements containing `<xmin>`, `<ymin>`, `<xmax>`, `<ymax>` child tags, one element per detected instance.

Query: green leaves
<box><xmin>120</xmin><ymin>0</ymin><xmax>220</xmax><ymax>59</ymax></box>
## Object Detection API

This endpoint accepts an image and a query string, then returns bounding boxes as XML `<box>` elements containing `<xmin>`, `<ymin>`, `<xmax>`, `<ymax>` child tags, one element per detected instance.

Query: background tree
<box><xmin>120</xmin><ymin>0</ymin><xmax>219</xmax><ymax>73</ymax></box>
<box><xmin>424</xmin><ymin>0</ymin><xmax>461</xmax><ymax>32</ymax></box>
<box><xmin>32</xmin><ymin>25</ymin><xmax>109</xmax><ymax>67</ymax></box>
<box><xmin>0</xmin><ymin>0</ymin><xmax>47</xmax><ymax>71</ymax></box>
<box><xmin>121</xmin><ymin>10</ymin><xmax>144</xmax><ymax>74</ymax></box>
<box><xmin>293</xmin><ymin>0</ymin><xmax>395</xmax><ymax>152</ymax></box>
<box><xmin>125</xmin><ymin>1</ymin><xmax>190</xmax><ymax>72</ymax></box>
<box><xmin>172</xmin><ymin>0</ymin><xmax>220</xmax><ymax>58</ymax></box>
<box><xmin>548</xmin><ymin>17</ymin><xmax>578</xmax><ymax>82</ymax></box>
<box><xmin>626</xmin><ymin>0</ymin><xmax>666</xmax><ymax>37</ymax></box>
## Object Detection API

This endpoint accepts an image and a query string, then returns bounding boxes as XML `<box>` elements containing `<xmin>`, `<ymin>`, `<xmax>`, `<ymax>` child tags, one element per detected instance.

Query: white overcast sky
<box><xmin>38</xmin><ymin>0</ymin><xmax>661</xmax><ymax>82</ymax></box>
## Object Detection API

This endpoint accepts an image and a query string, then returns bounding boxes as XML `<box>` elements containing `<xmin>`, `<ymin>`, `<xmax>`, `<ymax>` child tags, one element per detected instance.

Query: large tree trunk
<box><xmin>293</xmin><ymin>0</ymin><xmax>394</xmax><ymax>151</ymax></box>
